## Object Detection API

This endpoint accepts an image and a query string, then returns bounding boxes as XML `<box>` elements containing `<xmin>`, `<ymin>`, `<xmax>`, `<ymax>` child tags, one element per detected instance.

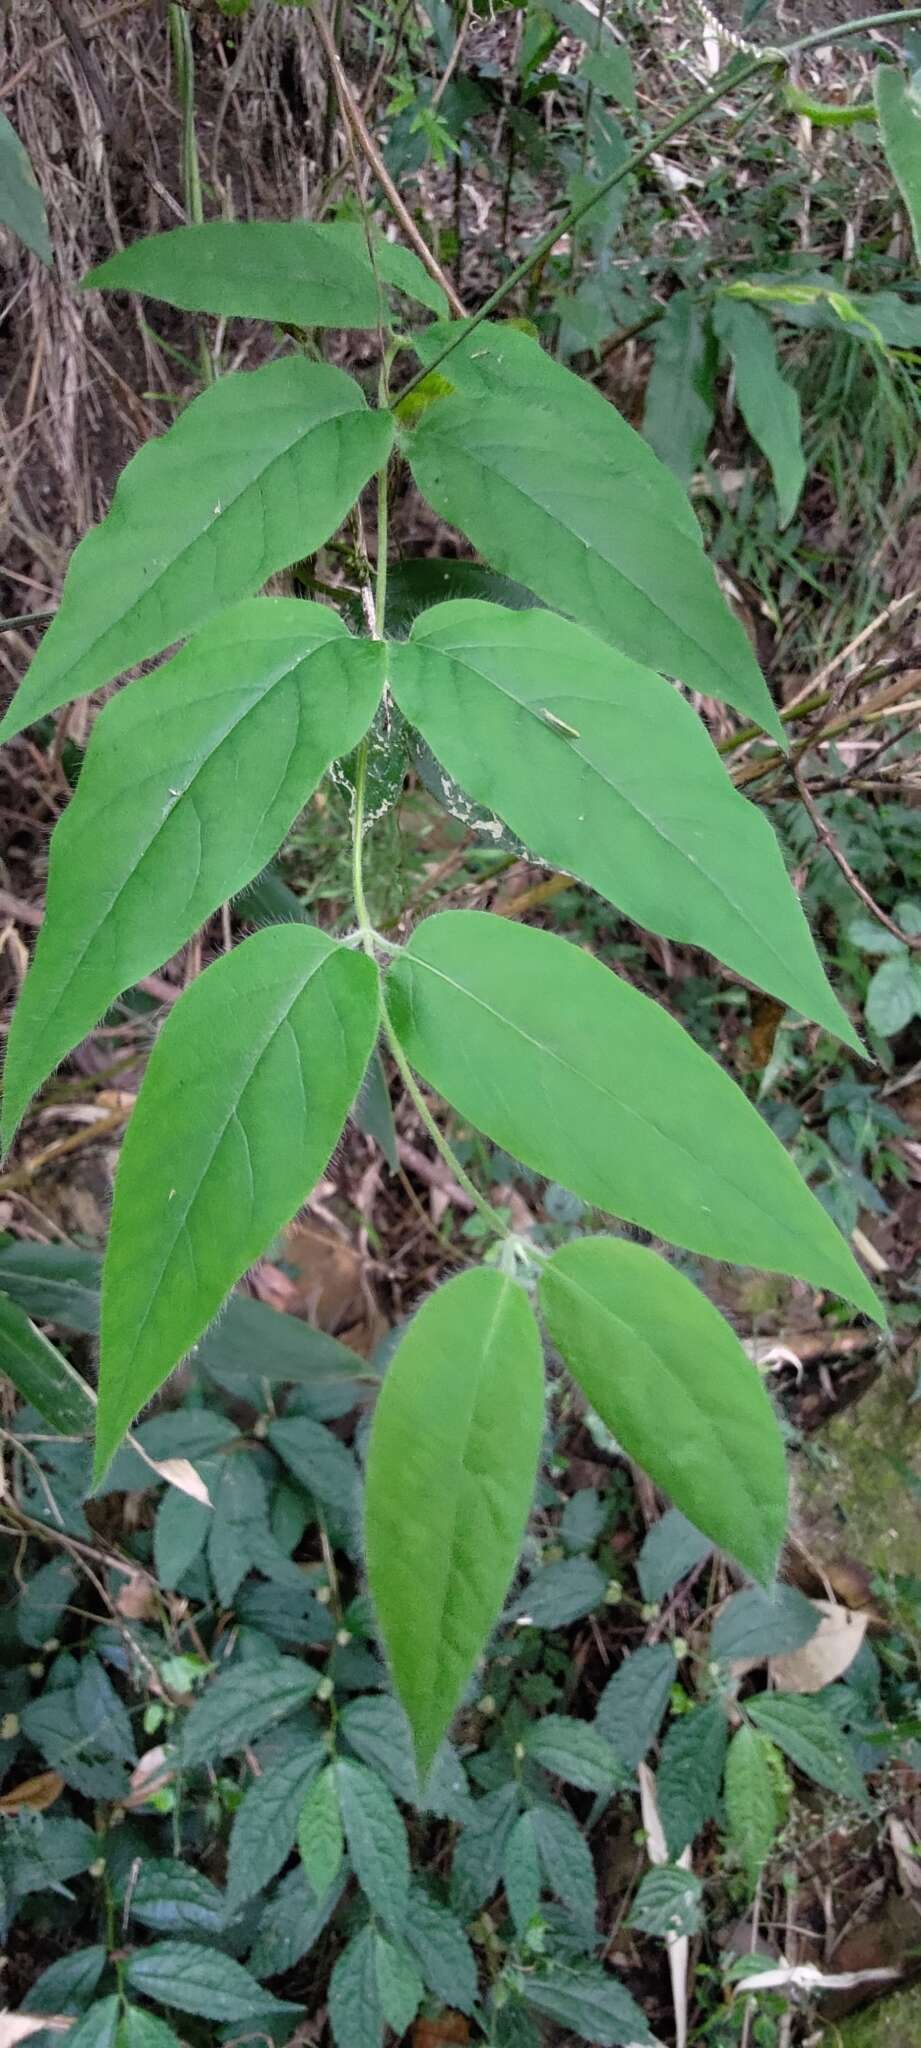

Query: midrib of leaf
<box><xmin>403</xmin><ymin>950</ymin><xmax>816</xmax><ymax>1262</ymax></box>
<box><xmin>412</xmin><ymin>641</ymin><xmax>797</xmax><ymax>988</ymax></box>
<box><xmin>547</xmin><ymin>1262</ymin><xmax>776</xmax><ymax>1524</ymax></box>
<box><xmin>424</xmin><ymin>1281</ymin><xmax>510</xmax><ymax>1685</ymax></box>
<box><xmin>109</xmin><ymin>949</ymin><xmax>345</xmax><ymax>1377</ymax></box>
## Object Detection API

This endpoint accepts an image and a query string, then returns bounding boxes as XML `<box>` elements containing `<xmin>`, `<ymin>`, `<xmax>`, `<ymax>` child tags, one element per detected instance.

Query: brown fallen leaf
<box><xmin>770</xmin><ymin>1599</ymin><xmax>868</xmax><ymax>1693</ymax></box>
<box><xmin>115</xmin><ymin>1571</ymin><xmax>159</xmax><ymax>1622</ymax></box>
<box><xmin>0</xmin><ymin>1770</ymin><xmax>64</xmax><ymax>1815</ymax></box>
<box><xmin>123</xmin><ymin>1746</ymin><xmax>174</xmax><ymax>1808</ymax></box>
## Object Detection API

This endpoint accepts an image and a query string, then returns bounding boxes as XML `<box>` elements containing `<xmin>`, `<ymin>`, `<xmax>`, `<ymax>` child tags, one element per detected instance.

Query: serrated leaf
<box><xmin>596</xmin><ymin>1645</ymin><xmax>677</xmax><ymax>1770</ymax></box>
<box><xmin>365</xmin><ymin>1267</ymin><xmax>544</xmax><ymax>1776</ymax></box>
<box><xmin>180</xmin><ymin>1656</ymin><xmax>319</xmax><ymax>1768</ymax></box>
<box><xmin>248</xmin><ymin>1862</ymin><xmax>348</xmax><ymax>1977</ymax></box>
<box><xmin>713</xmin><ymin>298</ymin><xmax>806</xmax><ymax>528</ymax></box>
<box><xmin>84</xmin><ymin>219</ymin><xmax>445</xmax><ymax>325</ymax></box>
<box><xmin>21</xmin><ymin>1948</ymin><xmax>107</xmax><ymax>2018</ymax></box>
<box><xmin>712</xmin><ymin>1584</ymin><xmax>820</xmax><ymax>1666</ymax></box>
<box><xmin>75</xmin><ymin>1655</ymin><xmax>136</xmax><ymax>1763</ymax></box>
<box><xmin>329</xmin><ymin>1925</ymin><xmax>383</xmax><ymax>2048</ymax></box>
<box><xmin>388</xmin><ymin>914</ymin><xmax>878</xmax><ymax>1317</ymax></box>
<box><xmin>120</xmin><ymin>2010</ymin><xmax>185</xmax><ymax>2048</ymax></box>
<box><xmin>154</xmin><ymin>1484</ymin><xmax>210</xmax><ymax>1592</ymax></box>
<box><xmin>643</xmin><ymin>291</ymin><xmax>716</xmax><ymax>485</ymax></box>
<box><xmin>20</xmin><ymin>1691</ymin><xmax>128</xmax><ymax>1801</ymax></box>
<box><xmin>511</xmin><ymin>1961</ymin><xmax>655</xmax><ymax>2045</ymax></box>
<box><xmin>628</xmin><ymin>1863</ymin><xmax>703</xmax><ymax>1938</ymax></box>
<box><xmin>723</xmin><ymin>1724</ymin><xmax>782</xmax><ymax>1894</ymax></box>
<box><xmin>207</xmin><ymin>1453</ymin><xmax>271</xmax><ymax>1609</ymax></box>
<box><xmin>298</xmin><ymin>1763</ymin><xmax>343</xmax><ymax>1900</ymax></box>
<box><xmin>531</xmin><ymin>1804</ymin><xmax>598</xmax><ymax>1929</ymax></box>
<box><xmin>0</xmin><ymin>113</ymin><xmax>51</xmax><ymax>264</ymax></box>
<box><xmin>561</xmin><ymin>1488</ymin><xmax>605</xmax><ymax>1554</ymax></box>
<box><xmin>747</xmin><ymin>1692</ymin><xmax>867</xmax><ymax>1800</ymax></box>
<box><xmin>0</xmin><ymin>357</ymin><xmax>393</xmax><ymax>743</ymax></box>
<box><xmin>335</xmin><ymin>1756</ymin><xmax>410</xmax><ymax>1931</ymax></box>
<box><xmin>387</xmin><ymin>603</ymin><xmax>853</xmax><ymax>1044</ymax></box>
<box><xmin>0</xmin><ymin>1297</ymin><xmax>94</xmax><ymax>1436</ymax></box>
<box><xmin>402</xmin><ymin>1885</ymin><xmax>478</xmax><ymax>2013</ymax></box>
<box><xmin>658</xmin><ymin>1703</ymin><xmax>729</xmax><ymax>1857</ymax></box>
<box><xmin>542</xmin><ymin>1241</ymin><xmax>787</xmax><ymax>1585</ymax></box>
<box><xmin>95</xmin><ymin>926</ymin><xmax>379</xmax><ymax>1476</ymax></box>
<box><xmin>404</xmin><ymin>321</ymin><xmax>782</xmax><ymax>737</ymax></box>
<box><xmin>226</xmin><ymin>1746</ymin><xmax>324</xmax><ymax>1909</ymax></box>
<box><xmin>2</xmin><ymin>602</ymin><xmax>383</xmax><ymax>1146</ymax></box>
<box><xmin>374</xmin><ymin>1932</ymin><xmax>423</xmax><ymax>2034</ymax></box>
<box><xmin>268</xmin><ymin>1414</ymin><xmax>361</xmax><ymax>1519</ymax></box>
<box><xmin>125</xmin><ymin>1942</ymin><xmax>300</xmax><ymax>2021</ymax></box>
<box><xmin>504</xmin><ymin>1811</ymin><xmax>542</xmax><ymax>1935</ymax></box>
<box><xmin>338</xmin><ymin>1693</ymin><xmax>417</xmax><ymax>1805</ymax></box>
<box><xmin>65</xmin><ymin>1998</ymin><xmax>120</xmax><ymax>2048</ymax></box>
<box><xmin>524</xmin><ymin>1715</ymin><xmax>624</xmax><ymax>1793</ymax></box>
<box><xmin>129</xmin><ymin>1858</ymin><xmax>226</xmax><ymax>1937</ymax></box>
<box><xmin>508</xmin><ymin>1556</ymin><xmax>607</xmax><ymax>1628</ymax></box>
<box><xmin>450</xmin><ymin>1781</ymin><xmax>521</xmax><ymax>1917</ymax></box>
<box><xmin>636</xmin><ymin>1510</ymin><xmax>714</xmax><ymax>1606</ymax></box>
<box><xmin>876</xmin><ymin>64</ymin><xmax>921</xmax><ymax>266</ymax></box>
<box><xmin>17</xmin><ymin>1559</ymin><xmax>78</xmax><ymax>1649</ymax></box>
<box><xmin>866</xmin><ymin>954</ymin><xmax>921</xmax><ymax>1036</ymax></box>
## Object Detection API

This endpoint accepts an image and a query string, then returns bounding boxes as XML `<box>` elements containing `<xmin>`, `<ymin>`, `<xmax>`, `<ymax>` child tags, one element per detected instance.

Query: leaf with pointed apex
<box><xmin>387</xmin><ymin>912</ymin><xmax>879</xmax><ymax>1317</ymax></box>
<box><xmin>511</xmin><ymin>1962</ymin><xmax>655</xmax><ymax>2046</ymax></box>
<box><xmin>95</xmin><ymin>927</ymin><xmax>379</xmax><ymax>1477</ymax></box>
<box><xmin>713</xmin><ymin>298</ymin><xmax>806</xmax><ymax>528</ymax></box>
<box><xmin>2</xmin><ymin>602</ymin><xmax>383</xmax><ymax>1148</ymax></box>
<box><xmin>541</xmin><ymin>1240</ymin><xmax>786</xmax><ymax>1584</ymax></box>
<box><xmin>643</xmin><ymin>290</ymin><xmax>716</xmax><ymax>485</ymax></box>
<box><xmin>596</xmin><ymin>1645</ymin><xmax>677</xmax><ymax>1770</ymax></box>
<box><xmin>365</xmin><ymin>1268</ymin><xmax>544</xmax><ymax>1777</ymax></box>
<box><xmin>724</xmin><ymin>1725</ymin><xmax>784</xmax><ymax>1895</ymax></box>
<box><xmin>227</xmin><ymin>1746</ymin><xmax>325</xmax><ymax>1909</ymax></box>
<box><xmin>125</xmin><ymin>1943</ymin><xmax>300</xmax><ymax>2022</ymax></box>
<box><xmin>637</xmin><ymin>1509</ymin><xmax>713</xmax><ymax>1605</ymax></box>
<box><xmin>523</xmin><ymin>1715</ymin><xmax>625</xmax><ymax>1793</ymax></box>
<box><xmin>876</xmin><ymin>65</ymin><xmax>921</xmax><ymax>267</ymax></box>
<box><xmin>504</xmin><ymin>1812</ymin><xmax>542</xmax><ymax>1935</ymax></box>
<box><xmin>0</xmin><ymin>357</ymin><xmax>393</xmax><ymax>742</ymax></box>
<box><xmin>403</xmin><ymin>321</ymin><xmax>781</xmax><ymax>737</ymax></box>
<box><xmin>329</xmin><ymin>1926</ymin><xmax>383</xmax><ymax>2048</ymax></box>
<box><xmin>374</xmin><ymin>1933</ymin><xmax>423</xmax><ymax>2035</ymax></box>
<box><xmin>0</xmin><ymin>113</ymin><xmax>51</xmax><ymax>264</ymax></box>
<box><xmin>83</xmin><ymin>220</ymin><xmax>446</xmax><ymax>325</ymax></box>
<box><xmin>388</xmin><ymin>602</ymin><xmax>854</xmax><ymax>1046</ymax></box>
<box><xmin>403</xmin><ymin>1886</ymin><xmax>478</xmax><ymax>2012</ymax></box>
<box><xmin>747</xmin><ymin>1692</ymin><xmax>867</xmax><ymax>1801</ymax></box>
<box><xmin>298</xmin><ymin>1764</ymin><xmax>344</xmax><ymax>1901</ymax></box>
<box><xmin>181</xmin><ymin>1657</ymin><xmax>320</xmax><ymax>1769</ymax></box>
<box><xmin>335</xmin><ymin>1757</ymin><xmax>410</xmax><ymax>1931</ymax></box>
<box><xmin>658</xmin><ymin>1703</ymin><xmax>729</xmax><ymax>1857</ymax></box>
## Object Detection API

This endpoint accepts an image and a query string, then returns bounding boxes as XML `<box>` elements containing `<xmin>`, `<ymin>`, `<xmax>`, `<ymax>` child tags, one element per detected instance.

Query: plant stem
<box><xmin>379</xmin><ymin>997</ymin><xmax>510</xmax><ymax>1240</ymax></box>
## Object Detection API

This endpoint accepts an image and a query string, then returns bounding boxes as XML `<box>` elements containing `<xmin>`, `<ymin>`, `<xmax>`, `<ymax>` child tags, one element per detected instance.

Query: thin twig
<box><xmin>793</xmin><ymin>761</ymin><xmax>921</xmax><ymax>950</ymax></box>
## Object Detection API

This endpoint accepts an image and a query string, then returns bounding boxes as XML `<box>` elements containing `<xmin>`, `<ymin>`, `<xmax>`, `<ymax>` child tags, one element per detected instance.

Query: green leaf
<box><xmin>298</xmin><ymin>1763</ymin><xmax>344</xmax><ymax>1900</ymax></box>
<box><xmin>248</xmin><ymin>1863</ymin><xmax>348</xmax><ymax>1978</ymax></box>
<box><xmin>21</xmin><ymin>1949</ymin><xmax>107</xmax><ymax>2018</ymax></box>
<box><xmin>596</xmin><ymin>1645</ymin><xmax>677</xmax><ymax>1770</ymax></box>
<box><xmin>388</xmin><ymin>602</ymin><xmax>853</xmax><ymax>1043</ymax></box>
<box><xmin>84</xmin><ymin>220</ymin><xmax>445</xmax><ymax>325</ymax></box>
<box><xmin>636</xmin><ymin>1509</ymin><xmax>714</xmax><ymax>1606</ymax></box>
<box><xmin>0</xmin><ymin>357</ymin><xmax>393</xmax><ymax>743</ymax></box>
<box><xmin>866</xmin><ymin>954</ymin><xmax>921</xmax><ymax>1036</ymax></box>
<box><xmin>338</xmin><ymin>1693</ymin><xmax>418</xmax><ymax>1805</ymax></box>
<box><xmin>75</xmin><ymin>1654</ymin><xmax>136</xmax><ymax>1763</ymax></box>
<box><xmin>580</xmin><ymin>43</ymin><xmax>636</xmax><ymax>112</ymax></box>
<box><xmin>95</xmin><ymin>926</ymin><xmax>379</xmax><ymax>1477</ymax></box>
<box><xmin>450</xmin><ymin>1783</ymin><xmax>521</xmax><ymax>1917</ymax></box>
<box><xmin>0</xmin><ymin>112</ymin><xmax>51</xmax><ymax>264</ymax></box>
<box><xmin>0</xmin><ymin>1295</ymin><xmax>94</xmax><ymax>1435</ymax></box>
<box><xmin>180</xmin><ymin>1656</ymin><xmax>320</xmax><ymax>1768</ymax></box>
<box><xmin>329</xmin><ymin>1925</ymin><xmax>383</xmax><ymax>2048</ymax></box>
<box><xmin>65</xmin><ymin>1999</ymin><xmax>120</xmax><ymax>2048</ymax></box>
<box><xmin>658</xmin><ymin>1703</ymin><xmax>729</xmax><ymax>1857</ymax></box>
<box><xmin>712</xmin><ymin>1585</ymin><xmax>820</xmax><ymax>1666</ymax></box>
<box><xmin>365</xmin><ymin>1267</ymin><xmax>545</xmax><ymax>1776</ymax></box>
<box><xmin>876</xmin><ymin>64</ymin><xmax>921</xmax><ymax>266</ymax></box>
<box><xmin>207</xmin><ymin>1453</ymin><xmax>268</xmax><ymax>1607</ymax></box>
<box><xmin>404</xmin><ymin>321</ymin><xmax>782</xmax><ymax>737</ymax></box>
<box><xmin>747</xmin><ymin>1692</ymin><xmax>867</xmax><ymax>1800</ymax></box>
<box><xmin>227</xmin><ymin>1746</ymin><xmax>325</xmax><ymax>1909</ymax></box>
<box><xmin>723</xmin><ymin>1724</ymin><xmax>783</xmax><ymax>1894</ymax></box>
<box><xmin>154</xmin><ymin>1485</ymin><xmax>210</xmax><ymax>1592</ymax></box>
<box><xmin>402</xmin><ymin>1885</ymin><xmax>478</xmax><ymax>2013</ymax></box>
<box><xmin>129</xmin><ymin>1859</ymin><xmax>227</xmax><ymax>1938</ymax></box>
<box><xmin>120</xmin><ymin>2011</ymin><xmax>185</xmax><ymax>2048</ymax></box>
<box><xmin>643</xmin><ymin>291</ymin><xmax>716</xmax><ymax>486</ymax></box>
<box><xmin>17</xmin><ymin>1557</ymin><xmax>77</xmax><ymax>1648</ymax></box>
<box><xmin>21</xmin><ymin>1689</ymin><xmax>129</xmax><ymax>1801</ymax></box>
<box><xmin>504</xmin><ymin>1811</ymin><xmax>542</xmax><ymax>1935</ymax></box>
<box><xmin>508</xmin><ymin>1556</ymin><xmax>606</xmax><ymax>1628</ymax></box>
<box><xmin>2</xmin><ymin>602</ymin><xmax>383</xmax><ymax>1146</ymax></box>
<box><xmin>543</xmin><ymin>1242</ymin><xmax>787</xmax><ymax>1586</ymax></box>
<box><xmin>561</xmin><ymin>1488</ymin><xmax>605</xmax><ymax>1554</ymax></box>
<box><xmin>628</xmin><ymin>1864</ymin><xmax>704</xmax><ymax>1939</ymax></box>
<box><xmin>374</xmin><ymin>1932</ymin><xmax>424</xmax><ymax>2034</ymax></box>
<box><xmin>335</xmin><ymin>1757</ymin><xmax>410</xmax><ymax>1931</ymax></box>
<box><xmin>124</xmin><ymin>1942</ymin><xmax>300</xmax><ymax>2021</ymax></box>
<box><xmin>531</xmin><ymin>1804</ymin><xmax>598</xmax><ymax>1930</ymax></box>
<box><xmin>713</xmin><ymin>298</ymin><xmax>807</xmax><ymax>529</ymax></box>
<box><xmin>511</xmin><ymin>1962</ymin><xmax>655</xmax><ymax>2045</ymax></box>
<box><xmin>0</xmin><ymin>1242</ymin><xmax>100</xmax><ymax>1334</ymax></box>
<box><xmin>268</xmin><ymin>1414</ymin><xmax>361</xmax><ymax>1519</ymax></box>
<box><xmin>523</xmin><ymin>1715</ymin><xmax>625</xmax><ymax>1793</ymax></box>
<box><xmin>388</xmin><ymin>913</ymin><xmax>878</xmax><ymax>1317</ymax></box>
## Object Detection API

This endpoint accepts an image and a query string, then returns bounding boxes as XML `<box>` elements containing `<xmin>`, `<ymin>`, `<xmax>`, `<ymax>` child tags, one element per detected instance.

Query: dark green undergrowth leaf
<box><xmin>227</xmin><ymin>1745</ymin><xmax>325</xmax><ymax>1909</ymax></box>
<box><xmin>180</xmin><ymin>1656</ymin><xmax>320</xmax><ymax>1768</ymax></box>
<box><xmin>125</xmin><ymin>1941</ymin><xmax>300</xmax><ymax>2021</ymax></box>
<box><xmin>524</xmin><ymin>1714</ymin><xmax>625</xmax><ymax>1792</ymax></box>
<box><xmin>643</xmin><ymin>290</ymin><xmax>716</xmax><ymax>485</ymax></box>
<box><xmin>629</xmin><ymin>1863</ymin><xmax>704</xmax><ymax>1938</ymax></box>
<box><xmin>635</xmin><ymin>1510</ymin><xmax>714</xmax><ymax>1606</ymax></box>
<box><xmin>336</xmin><ymin>1756</ymin><xmax>410</xmax><ymax>1930</ymax></box>
<box><xmin>747</xmin><ymin>1692</ymin><xmax>867</xmax><ymax>1800</ymax></box>
<box><xmin>298</xmin><ymin>1763</ymin><xmax>344</xmax><ymax>1900</ymax></box>
<box><xmin>712</xmin><ymin>1585</ymin><xmax>820</xmax><ymax>1665</ymax></box>
<box><xmin>508</xmin><ymin>1556</ymin><xmax>607</xmax><ymax>1628</ymax></box>
<box><xmin>510</xmin><ymin>1960</ymin><xmax>655</xmax><ymax>2045</ymax></box>
<box><xmin>0</xmin><ymin>112</ymin><xmax>51</xmax><ymax>263</ymax></box>
<box><xmin>596</xmin><ymin>1645</ymin><xmax>677</xmax><ymax>1769</ymax></box>
<box><xmin>658</xmin><ymin>1702</ymin><xmax>729</xmax><ymax>1857</ymax></box>
<box><xmin>713</xmin><ymin>296</ymin><xmax>806</xmax><ymax>528</ymax></box>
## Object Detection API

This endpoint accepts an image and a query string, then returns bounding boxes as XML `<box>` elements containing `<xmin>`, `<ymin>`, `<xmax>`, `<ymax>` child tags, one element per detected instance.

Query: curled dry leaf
<box><xmin>638</xmin><ymin>1762</ymin><xmax>689</xmax><ymax>2048</ymax></box>
<box><xmin>0</xmin><ymin>1770</ymin><xmax>64</xmax><ymax>1814</ymax></box>
<box><xmin>770</xmin><ymin>1599</ymin><xmax>868</xmax><ymax>1693</ymax></box>
<box><xmin>887</xmin><ymin>1814</ymin><xmax>921</xmax><ymax>1893</ymax></box>
<box><xmin>0</xmin><ymin>2019</ymin><xmax>73</xmax><ymax>2047</ymax></box>
<box><xmin>731</xmin><ymin>1962</ymin><xmax>901</xmax><ymax>1997</ymax></box>
<box><xmin>127</xmin><ymin>1447</ymin><xmax>212</xmax><ymax>1507</ymax></box>
<box><xmin>124</xmin><ymin>1745</ymin><xmax>173</xmax><ymax>1808</ymax></box>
